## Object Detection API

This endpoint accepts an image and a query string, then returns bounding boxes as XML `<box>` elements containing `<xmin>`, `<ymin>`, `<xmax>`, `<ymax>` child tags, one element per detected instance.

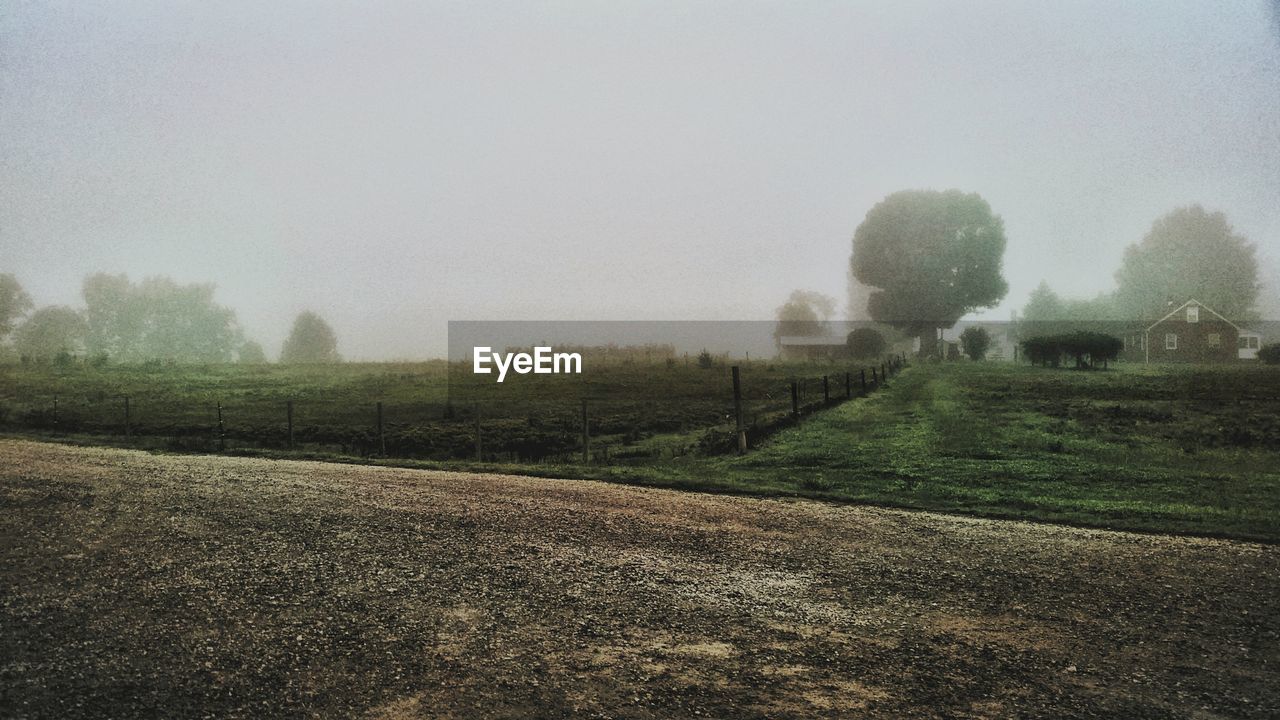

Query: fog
<box><xmin>3</xmin><ymin>1</ymin><xmax>1279</xmax><ymax>359</ymax></box>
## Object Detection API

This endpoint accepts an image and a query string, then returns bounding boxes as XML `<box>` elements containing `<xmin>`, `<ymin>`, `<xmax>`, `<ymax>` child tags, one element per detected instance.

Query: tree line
<box><xmin>773</xmin><ymin>194</ymin><xmax>1261</xmax><ymax>359</ymax></box>
<box><xmin>1019</xmin><ymin>206</ymin><xmax>1260</xmax><ymax>328</ymax></box>
<box><xmin>0</xmin><ymin>273</ymin><xmax>340</xmax><ymax>365</ymax></box>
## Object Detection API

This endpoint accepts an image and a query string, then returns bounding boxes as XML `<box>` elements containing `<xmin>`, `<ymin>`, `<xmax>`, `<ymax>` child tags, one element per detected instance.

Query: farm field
<box><xmin>2</xmin><ymin>361</ymin><xmax>1279</xmax><ymax>540</ymax></box>
<box><xmin>0</xmin><ymin>359</ymin><xmax>854</xmax><ymax>460</ymax></box>
<box><xmin>2</xmin><ymin>439</ymin><xmax>1277</xmax><ymax>718</ymax></box>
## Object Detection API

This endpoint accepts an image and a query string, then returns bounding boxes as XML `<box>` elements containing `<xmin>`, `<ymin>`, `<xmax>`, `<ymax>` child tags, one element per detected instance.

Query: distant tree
<box><xmin>773</xmin><ymin>290</ymin><xmax>835</xmax><ymax>348</ymax></box>
<box><xmin>83</xmin><ymin>273</ymin><xmax>141</xmax><ymax>359</ymax></box>
<box><xmin>14</xmin><ymin>306</ymin><xmax>87</xmax><ymax>362</ymax></box>
<box><xmin>238</xmin><ymin>340</ymin><xmax>268</xmax><ymax>364</ymax></box>
<box><xmin>134</xmin><ymin>277</ymin><xmax>242</xmax><ymax>362</ymax></box>
<box><xmin>1114</xmin><ymin>206</ymin><xmax>1259</xmax><ymax>322</ymax></box>
<box><xmin>1259</xmin><ymin>344</ymin><xmax>1280</xmax><ymax>365</ymax></box>
<box><xmin>851</xmin><ymin>190</ymin><xmax>1008</xmax><ymax>357</ymax></box>
<box><xmin>83</xmin><ymin>273</ymin><xmax>243</xmax><ymax>362</ymax></box>
<box><xmin>281</xmin><ymin>311</ymin><xmax>340</xmax><ymax>364</ymax></box>
<box><xmin>1019</xmin><ymin>281</ymin><xmax>1120</xmax><ymax>339</ymax></box>
<box><xmin>696</xmin><ymin>348</ymin><xmax>714</xmax><ymax>369</ymax></box>
<box><xmin>1021</xmin><ymin>281</ymin><xmax>1064</xmax><ymax>322</ymax></box>
<box><xmin>846</xmin><ymin>327</ymin><xmax>887</xmax><ymax>359</ymax></box>
<box><xmin>959</xmin><ymin>327</ymin><xmax>991</xmax><ymax>361</ymax></box>
<box><xmin>0</xmin><ymin>273</ymin><xmax>34</xmax><ymax>341</ymax></box>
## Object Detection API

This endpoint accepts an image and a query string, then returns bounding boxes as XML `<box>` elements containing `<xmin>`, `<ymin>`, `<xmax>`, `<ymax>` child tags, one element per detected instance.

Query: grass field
<box><xmin>3</xmin><ymin>360</ymin><xmax>1279</xmax><ymax>540</ymax></box>
<box><xmin>717</xmin><ymin>362</ymin><xmax>1280</xmax><ymax>541</ymax></box>
<box><xmin>0</xmin><ymin>359</ymin><xmax>861</xmax><ymax>460</ymax></box>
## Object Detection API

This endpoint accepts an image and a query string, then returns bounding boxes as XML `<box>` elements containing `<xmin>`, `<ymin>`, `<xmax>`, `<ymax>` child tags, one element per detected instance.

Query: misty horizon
<box><xmin>4</xmin><ymin>2</ymin><xmax>1279</xmax><ymax>360</ymax></box>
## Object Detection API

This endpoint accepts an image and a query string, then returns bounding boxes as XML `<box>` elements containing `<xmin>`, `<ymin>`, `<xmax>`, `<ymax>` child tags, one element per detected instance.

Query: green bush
<box><xmin>846</xmin><ymin>328</ymin><xmax>886</xmax><ymax>359</ymax></box>
<box><xmin>959</xmin><ymin>327</ymin><xmax>991</xmax><ymax>361</ymax></box>
<box><xmin>1021</xmin><ymin>331</ymin><xmax>1121</xmax><ymax>369</ymax></box>
<box><xmin>1259</xmin><ymin>344</ymin><xmax>1280</xmax><ymax>365</ymax></box>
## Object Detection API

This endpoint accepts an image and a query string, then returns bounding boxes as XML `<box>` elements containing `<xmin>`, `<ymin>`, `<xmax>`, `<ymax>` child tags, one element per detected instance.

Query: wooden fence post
<box><xmin>581</xmin><ymin>399</ymin><xmax>590</xmax><ymax>463</ymax></box>
<box><xmin>881</xmin><ymin>363</ymin><xmax>887</xmax><ymax>383</ymax></box>
<box><xmin>790</xmin><ymin>381</ymin><xmax>799</xmax><ymax>419</ymax></box>
<box><xmin>377</xmin><ymin>401</ymin><xmax>386</xmax><ymax>456</ymax></box>
<box><xmin>217</xmin><ymin>402</ymin><xmax>225</xmax><ymax>451</ymax></box>
<box><xmin>860</xmin><ymin>369</ymin><xmax>867</xmax><ymax>394</ymax></box>
<box><xmin>52</xmin><ymin>395</ymin><xmax>58</xmax><ymax>430</ymax></box>
<box><xmin>823</xmin><ymin>375</ymin><xmax>829</xmax><ymax>404</ymax></box>
<box><xmin>845</xmin><ymin>371</ymin><xmax>851</xmax><ymax>399</ymax></box>
<box><xmin>871</xmin><ymin>366</ymin><xmax>878</xmax><ymax>387</ymax></box>
<box><xmin>475</xmin><ymin>404</ymin><xmax>482</xmax><ymax>461</ymax></box>
<box><xmin>732</xmin><ymin>366</ymin><xmax>746</xmax><ymax>454</ymax></box>
<box><xmin>287</xmin><ymin>400</ymin><xmax>294</xmax><ymax>449</ymax></box>
<box><xmin>123</xmin><ymin>396</ymin><xmax>131</xmax><ymax>440</ymax></box>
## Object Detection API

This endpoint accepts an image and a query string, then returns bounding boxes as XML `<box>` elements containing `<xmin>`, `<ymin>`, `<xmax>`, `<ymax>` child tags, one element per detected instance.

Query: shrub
<box><xmin>1022</xmin><ymin>331</ymin><xmax>1121</xmax><ymax>369</ymax></box>
<box><xmin>1021</xmin><ymin>335</ymin><xmax>1061</xmax><ymax>366</ymax></box>
<box><xmin>846</xmin><ymin>328</ymin><xmax>887</xmax><ymax>359</ymax></box>
<box><xmin>1259</xmin><ymin>344</ymin><xmax>1280</xmax><ymax>365</ymax></box>
<box><xmin>696</xmin><ymin>349</ymin><xmax>714</xmax><ymax>369</ymax></box>
<box><xmin>959</xmin><ymin>327</ymin><xmax>991</xmax><ymax>361</ymax></box>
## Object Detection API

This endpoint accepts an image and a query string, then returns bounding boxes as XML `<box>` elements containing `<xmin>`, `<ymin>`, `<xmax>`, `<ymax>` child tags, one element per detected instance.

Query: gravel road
<box><xmin>1</xmin><ymin>439</ymin><xmax>1277</xmax><ymax>718</ymax></box>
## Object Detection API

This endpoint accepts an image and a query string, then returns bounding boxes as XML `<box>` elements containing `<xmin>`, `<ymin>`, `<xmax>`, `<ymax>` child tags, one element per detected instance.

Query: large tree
<box><xmin>851</xmin><ymin>190</ymin><xmax>1008</xmax><ymax>355</ymax></box>
<box><xmin>1114</xmin><ymin>205</ymin><xmax>1259</xmax><ymax>322</ymax></box>
<box><xmin>281</xmin><ymin>311</ymin><xmax>340</xmax><ymax>364</ymax></box>
<box><xmin>83</xmin><ymin>273</ymin><xmax>243</xmax><ymax>362</ymax></box>
<box><xmin>14</xmin><ymin>306</ymin><xmax>87</xmax><ymax>361</ymax></box>
<box><xmin>0</xmin><ymin>273</ymin><xmax>34</xmax><ymax>341</ymax></box>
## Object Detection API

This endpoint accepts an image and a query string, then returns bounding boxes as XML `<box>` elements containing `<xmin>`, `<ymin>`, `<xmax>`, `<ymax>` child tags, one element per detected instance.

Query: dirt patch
<box><xmin>1</xmin><ymin>439</ymin><xmax>1277</xmax><ymax>718</ymax></box>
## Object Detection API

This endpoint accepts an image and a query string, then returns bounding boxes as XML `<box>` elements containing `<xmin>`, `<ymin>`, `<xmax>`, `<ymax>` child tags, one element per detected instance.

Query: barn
<box><xmin>1129</xmin><ymin>300</ymin><xmax>1241</xmax><ymax>364</ymax></box>
<box><xmin>777</xmin><ymin>335</ymin><xmax>845</xmax><ymax>361</ymax></box>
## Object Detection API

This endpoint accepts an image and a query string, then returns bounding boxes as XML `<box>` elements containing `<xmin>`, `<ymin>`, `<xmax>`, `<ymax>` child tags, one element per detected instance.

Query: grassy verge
<box><xmin>717</xmin><ymin>363</ymin><xmax>1280</xmax><ymax>541</ymax></box>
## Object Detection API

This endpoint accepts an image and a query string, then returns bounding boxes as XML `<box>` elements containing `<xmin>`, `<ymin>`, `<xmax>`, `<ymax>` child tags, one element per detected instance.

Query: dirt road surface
<box><xmin>1</xmin><ymin>439</ymin><xmax>1277</xmax><ymax>718</ymax></box>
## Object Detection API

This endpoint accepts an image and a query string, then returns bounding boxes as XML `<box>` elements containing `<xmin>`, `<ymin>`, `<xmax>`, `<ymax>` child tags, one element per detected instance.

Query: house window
<box><xmin>1186</xmin><ymin>306</ymin><xmax>1199</xmax><ymax>322</ymax></box>
<box><xmin>1207</xmin><ymin>333</ymin><xmax>1220</xmax><ymax>347</ymax></box>
<box><xmin>1165</xmin><ymin>333</ymin><xmax>1178</xmax><ymax>350</ymax></box>
<box><xmin>1240</xmin><ymin>336</ymin><xmax>1260</xmax><ymax>350</ymax></box>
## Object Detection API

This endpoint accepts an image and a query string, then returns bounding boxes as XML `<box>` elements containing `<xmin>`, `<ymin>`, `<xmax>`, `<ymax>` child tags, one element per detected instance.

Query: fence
<box><xmin>0</xmin><ymin>354</ymin><xmax>908</xmax><ymax>464</ymax></box>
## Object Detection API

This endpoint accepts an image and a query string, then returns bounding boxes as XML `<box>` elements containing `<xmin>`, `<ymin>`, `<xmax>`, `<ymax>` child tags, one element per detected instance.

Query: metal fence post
<box><xmin>377</xmin><ymin>401</ymin><xmax>386</xmax><ymax>456</ymax></box>
<box><xmin>581</xmin><ymin>399</ymin><xmax>590</xmax><ymax>463</ymax></box>
<box><xmin>732</xmin><ymin>366</ymin><xmax>746</xmax><ymax>454</ymax></box>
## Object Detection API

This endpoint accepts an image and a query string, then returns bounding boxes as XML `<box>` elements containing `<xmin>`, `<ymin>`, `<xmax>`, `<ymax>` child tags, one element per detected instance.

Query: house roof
<box><xmin>778</xmin><ymin>336</ymin><xmax>843</xmax><ymax>346</ymax></box>
<box><xmin>1144</xmin><ymin>299</ymin><xmax>1240</xmax><ymax>333</ymax></box>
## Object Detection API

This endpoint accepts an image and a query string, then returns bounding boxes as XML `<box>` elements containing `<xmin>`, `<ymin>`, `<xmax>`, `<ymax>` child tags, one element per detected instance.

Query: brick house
<box><xmin>1124</xmin><ymin>300</ymin><xmax>1240</xmax><ymax>364</ymax></box>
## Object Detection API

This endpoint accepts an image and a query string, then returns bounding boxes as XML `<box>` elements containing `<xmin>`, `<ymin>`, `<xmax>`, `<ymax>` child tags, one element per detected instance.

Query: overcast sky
<box><xmin>3</xmin><ymin>1</ymin><xmax>1279</xmax><ymax>359</ymax></box>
